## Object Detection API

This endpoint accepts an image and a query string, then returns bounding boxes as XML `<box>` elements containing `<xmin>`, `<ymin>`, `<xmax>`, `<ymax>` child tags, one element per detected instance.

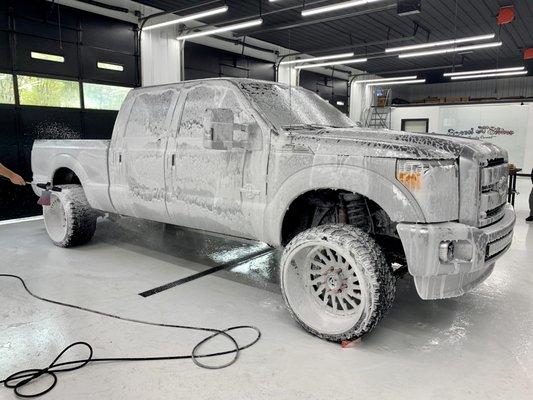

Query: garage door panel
<box><xmin>15</xmin><ymin>34</ymin><xmax>79</xmax><ymax>78</ymax></box>
<box><xmin>0</xmin><ymin>107</ymin><xmax>17</xmax><ymax>145</ymax></box>
<box><xmin>18</xmin><ymin>107</ymin><xmax>82</xmax><ymax>145</ymax></box>
<box><xmin>83</xmin><ymin>110</ymin><xmax>118</xmax><ymax>140</ymax></box>
<box><xmin>81</xmin><ymin>46</ymin><xmax>137</xmax><ymax>85</ymax></box>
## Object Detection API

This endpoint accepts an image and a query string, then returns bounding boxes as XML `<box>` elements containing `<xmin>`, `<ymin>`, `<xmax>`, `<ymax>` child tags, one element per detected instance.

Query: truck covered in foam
<box><xmin>32</xmin><ymin>78</ymin><xmax>515</xmax><ymax>341</ymax></box>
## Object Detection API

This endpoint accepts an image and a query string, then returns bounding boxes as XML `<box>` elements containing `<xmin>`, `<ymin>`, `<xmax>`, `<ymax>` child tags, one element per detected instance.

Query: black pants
<box><xmin>530</xmin><ymin>188</ymin><xmax>533</xmax><ymax>216</ymax></box>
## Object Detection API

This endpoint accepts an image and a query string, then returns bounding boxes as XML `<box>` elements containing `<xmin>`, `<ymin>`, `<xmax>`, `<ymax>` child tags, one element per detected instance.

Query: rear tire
<box><xmin>280</xmin><ymin>224</ymin><xmax>395</xmax><ymax>341</ymax></box>
<box><xmin>43</xmin><ymin>184</ymin><xmax>97</xmax><ymax>247</ymax></box>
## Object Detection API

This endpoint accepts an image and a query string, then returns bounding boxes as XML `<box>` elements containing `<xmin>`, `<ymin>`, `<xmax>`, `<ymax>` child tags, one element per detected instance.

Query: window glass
<box><xmin>180</xmin><ymin>84</ymin><xmax>253</xmax><ymax>137</ymax></box>
<box><xmin>18</xmin><ymin>75</ymin><xmax>80</xmax><ymax>108</ymax></box>
<box><xmin>238</xmin><ymin>81</ymin><xmax>354</xmax><ymax>129</ymax></box>
<box><xmin>126</xmin><ymin>89</ymin><xmax>175</xmax><ymax>137</ymax></box>
<box><xmin>0</xmin><ymin>73</ymin><xmax>15</xmax><ymax>104</ymax></box>
<box><xmin>83</xmin><ymin>83</ymin><xmax>131</xmax><ymax>111</ymax></box>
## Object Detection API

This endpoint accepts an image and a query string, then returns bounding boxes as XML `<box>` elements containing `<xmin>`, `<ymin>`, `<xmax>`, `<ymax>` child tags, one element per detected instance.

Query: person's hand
<box><xmin>9</xmin><ymin>173</ymin><xmax>26</xmax><ymax>186</ymax></box>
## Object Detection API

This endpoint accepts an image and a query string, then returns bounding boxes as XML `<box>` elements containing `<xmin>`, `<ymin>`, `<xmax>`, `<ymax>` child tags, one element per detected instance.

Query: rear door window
<box><xmin>126</xmin><ymin>89</ymin><xmax>177</xmax><ymax>138</ymax></box>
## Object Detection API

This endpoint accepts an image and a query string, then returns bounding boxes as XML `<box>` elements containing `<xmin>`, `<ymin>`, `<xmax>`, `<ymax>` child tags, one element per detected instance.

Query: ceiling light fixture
<box><xmin>177</xmin><ymin>18</ymin><xmax>263</xmax><ymax>41</ymax></box>
<box><xmin>294</xmin><ymin>57</ymin><xmax>368</xmax><ymax>69</ymax></box>
<box><xmin>443</xmin><ymin>66</ymin><xmax>524</xmax><ymax>77</ymax></box>
<box><xmin>280</xmin><ymin>52</ymin><xmax>355</xmax><ymax>65</ymax></box>
<box><xmin>450</xmin><ymin>70</ymin><xmax>528</xmax><ymax>80</ymax></box>
<box><xmin>398</xmin><ymin>42</ymin><xmax>502</xmax><ymax>58</ymax></box>
<box><xmin>386</xmin><ymin>33</ymin><xmax>495</xmax><ymax>53</ymax></box>
<box><xmin>356</xmin><ymin>75</ymin><xmax>418</xmax><ymax>83</ymax></box>
<box><xmin>367</xmin><ymin>79</ymin><xmax>426</xmax><ymax>86</ymax></box>
<box><xmin>143</xmin><ymin>6</ymin><xmax>229</xmax><ymax>31</ymax></box>
<box><xmin>302</xmin><ymin>0</ymin><xmax>385</xmax><ymax>17</ymax></box>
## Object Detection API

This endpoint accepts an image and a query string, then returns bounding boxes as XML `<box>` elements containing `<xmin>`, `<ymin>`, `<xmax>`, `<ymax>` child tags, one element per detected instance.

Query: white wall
<box><xmin>391</xmin><ymin>106</ymin><xmax>440</xmax><ymax>132</ymax></box>
<box><xmin>141</xmin><ymin>27</ymin><xmax>183</xmax><ymax>86</ymax></box>
<box><xmin>391</xmin><ymin>102</ymin><xmax>533</xmax><ymax>172</ymax></box>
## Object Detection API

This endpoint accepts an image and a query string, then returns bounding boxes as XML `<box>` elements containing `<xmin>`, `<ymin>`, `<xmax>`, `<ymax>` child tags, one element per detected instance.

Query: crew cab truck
<box><xmin>32</xmin><ymin>78</ymin><xmax>516</xmax><ymax>341</ymax></box>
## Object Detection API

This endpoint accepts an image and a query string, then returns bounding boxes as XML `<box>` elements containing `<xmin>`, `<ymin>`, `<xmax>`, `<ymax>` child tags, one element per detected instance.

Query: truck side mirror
<box><xmin>204</xmin><ymin>108</ymin><xmax>235</xmax><ymax>150</ymax></box>
<box><xmin>203</xmin><ymin>108</ymin><xmax>261</xmax><ymax>151</ymax></box>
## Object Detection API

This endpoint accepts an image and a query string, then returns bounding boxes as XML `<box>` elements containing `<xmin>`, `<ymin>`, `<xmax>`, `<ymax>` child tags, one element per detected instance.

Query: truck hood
<box><xmin>288</xmin><ymin>127</ymin><xmax>507</xmax><ymax>163</ymax></box>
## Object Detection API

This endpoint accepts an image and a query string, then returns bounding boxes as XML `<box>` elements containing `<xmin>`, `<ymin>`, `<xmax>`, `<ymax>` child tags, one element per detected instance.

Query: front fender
<box><xmin>262</xmin><ymin>164</ymin><xmax>425</xmax><ymax>246</ymax></box>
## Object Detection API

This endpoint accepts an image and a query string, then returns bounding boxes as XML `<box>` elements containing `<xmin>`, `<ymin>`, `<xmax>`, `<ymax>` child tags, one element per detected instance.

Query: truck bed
<box><xmin>32</xmin><ymin>139</ymin><xmax>113</xmax><ymax>212</ymax></box>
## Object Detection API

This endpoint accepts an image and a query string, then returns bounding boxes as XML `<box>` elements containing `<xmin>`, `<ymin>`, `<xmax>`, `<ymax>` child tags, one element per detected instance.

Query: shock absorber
<box><xmin>341</xmin><ymin>193</ymin><xmax>372</xmax><ymax>233</ymax></box>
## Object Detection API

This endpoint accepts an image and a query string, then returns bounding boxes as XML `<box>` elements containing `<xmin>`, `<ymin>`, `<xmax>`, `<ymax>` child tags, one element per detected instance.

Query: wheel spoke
<box><xmin>335</xmin><ymin>295</ymin><xmax>345</xmax><ymax>311</ymax></box>
<box><xmin>316</xmin><ymin>251</ymin><xmax>330</xmax><ymax>265</ymax></box>
<box><xmin>322</xmin><ymin>291</ymin><xmax>330</xmax><ymax>306</ymax></box>
<box><xmin>342</xmin><ymin>295</ymin><xmax>357</xmax><ymax>308</ymax></box>
<box><xmin>324</xmin><ymin>247</ymin><xmax>336</xmax><ymax>262</ymax></box>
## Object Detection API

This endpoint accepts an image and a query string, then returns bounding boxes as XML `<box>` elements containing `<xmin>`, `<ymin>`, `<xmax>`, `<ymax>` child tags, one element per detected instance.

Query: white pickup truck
<box><xmin>32</xmin><ymin>78</ymin><xmax>515</xmax><ymax>341</ymax></box>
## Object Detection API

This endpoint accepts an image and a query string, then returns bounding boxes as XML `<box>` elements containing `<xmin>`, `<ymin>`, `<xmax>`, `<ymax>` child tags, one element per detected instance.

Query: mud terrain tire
<box><xmin>43</xmin><ymin>184</ymin><xmax>97</xmax><ymax>247</ymax></box>
<box><xmin>280</xmin><ymin>224</ymin><xmax>395</xmax><ymax>341</ymax></box>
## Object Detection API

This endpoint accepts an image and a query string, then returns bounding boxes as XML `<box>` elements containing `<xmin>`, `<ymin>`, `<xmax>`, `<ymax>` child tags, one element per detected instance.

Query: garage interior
<box><xmin>0</xmin><ymin>0</ymin><xmax>532</xmax><ymax>399</ymax></box>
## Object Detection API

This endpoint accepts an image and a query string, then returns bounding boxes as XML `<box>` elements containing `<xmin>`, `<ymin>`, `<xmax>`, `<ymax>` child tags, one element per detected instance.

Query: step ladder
<box><xmin>364</xmin><ymin>88</ymin><xmax>392</xmax><ymax>129</ymax></box>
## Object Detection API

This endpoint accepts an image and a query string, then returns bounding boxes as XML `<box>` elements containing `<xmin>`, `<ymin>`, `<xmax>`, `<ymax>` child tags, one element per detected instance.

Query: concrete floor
<box><xmin>1</xmin><ymin>178</ymin><xmax>532</xmax><ymax>399</ymax></box>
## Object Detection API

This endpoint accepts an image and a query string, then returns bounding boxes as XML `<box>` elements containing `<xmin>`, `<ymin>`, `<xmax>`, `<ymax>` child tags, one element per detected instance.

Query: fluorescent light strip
<box><xmin>280</xmin><ymin>52</ymin><xmax>355</xmax><ymax>65</ymax></box>
<box><xmin>31</xmin><ymin>51</ymin><xmax>64</xmax><ymax>63</ymax></box>
<box><xmin>302</xmin><ymin>0</ymin><xmax>385</xmax><ymax>17</ymax></box>
<box><xmin>177</xmin><ymin>18</ymin><xmax>263</xmax><ymax>41</ymax></box>
<box><xmin>386</xmin><ymin>33</ymin><xmax>495</xmax><ymax>53</ymax></box>
<box><xmin>399</xmin><ymin>42</ymin><xmax>502</xmax><ymax>58</ymax></box>
<box><xmin>444</xmin><ymin>66</ymin><xmax>524</xmax><ymax>77</ymax></box>
<box><xmin>367</xmin><ymin>79</ymin><xmax>426</xmax><ymax>86</ymax></box>
<box><xmin>356</xmin><ymin>75</ymin><xmax>417</xmax><ymax>83</ymax></box>
<box><xmin>450</xmin><ymin>71</ymin><xmax>527</xmax><ymax>80</ymax></box>
<box><xmin>143</xmin><ymin>6</ymin><xmax>228</xmax><ymax>31</ymax></box>
<box><xmin>294</xmin><ymin>57</ymin><xmax>368</xmax><ymax>69</ymax></box>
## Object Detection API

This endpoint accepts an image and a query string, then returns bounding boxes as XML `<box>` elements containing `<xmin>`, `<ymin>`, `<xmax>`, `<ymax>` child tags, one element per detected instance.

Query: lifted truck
<box><xmin>32</xmin><ymin>78</ymin><xmax>516</xmax><ymax>341</ymax></box>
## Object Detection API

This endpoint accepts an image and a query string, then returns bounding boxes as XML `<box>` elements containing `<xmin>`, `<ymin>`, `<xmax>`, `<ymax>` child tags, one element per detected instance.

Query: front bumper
<box><xmin>397</xmin><ymin>204</ymin><xmax>515</xmax><ymax>299</ymax></box>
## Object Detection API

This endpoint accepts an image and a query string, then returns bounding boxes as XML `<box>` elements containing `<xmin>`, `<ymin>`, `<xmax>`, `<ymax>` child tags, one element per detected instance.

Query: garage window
<box><xmin>97</xmin><ymin>62</ymin><xmax>124</xmax><ymax>72</ymax></box>
<box><xmin>18</xmin><ymin>75</ymin><xmax>80</xmax><ymax>108</ymax></box>
<box><xmin>30</xmin><ymin>52</ymin><xmax>65</xmax><ymax>63</ymax></box>
<box><xmin>83</xmin><ymin>83</ymin><xmax>132</xmax><ymax>110</ymax></box>
<box><xmin>0</xmin><ymin>73</ymin><xmax>15</xmax><ymax>104</ymax></box>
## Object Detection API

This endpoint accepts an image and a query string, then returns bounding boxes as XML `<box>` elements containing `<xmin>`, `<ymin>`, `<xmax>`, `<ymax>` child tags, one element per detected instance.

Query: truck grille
<box><xmin>479</xmin><ymin>159</ymin><xmax>508</xmax><ymax>227</ymax></box>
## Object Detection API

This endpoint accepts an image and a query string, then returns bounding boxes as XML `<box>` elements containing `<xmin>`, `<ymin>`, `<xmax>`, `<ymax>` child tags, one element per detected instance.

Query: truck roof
<box><xmin>132</xmin><ymin>77</ymin><xmax>290</xmax><ymax>92</ymax></box>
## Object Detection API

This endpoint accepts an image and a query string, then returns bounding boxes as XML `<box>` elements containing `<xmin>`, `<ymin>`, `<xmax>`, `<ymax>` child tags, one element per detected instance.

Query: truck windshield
<box><xmin>237</xmin><ymin>81</ymin><xmax>355</xmax><ymax>131</ymax></box>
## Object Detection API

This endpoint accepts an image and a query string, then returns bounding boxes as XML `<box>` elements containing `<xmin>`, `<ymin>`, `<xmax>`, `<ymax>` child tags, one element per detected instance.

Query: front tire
<box><xmin>280</xmin><ymin>224</ymin><xmax>395</xmax><ymax>341</ymax></box>
<box><xmin>43</xmin><ymin>184</ymin><xmax>97</xmax><ymax>247</ymax></box>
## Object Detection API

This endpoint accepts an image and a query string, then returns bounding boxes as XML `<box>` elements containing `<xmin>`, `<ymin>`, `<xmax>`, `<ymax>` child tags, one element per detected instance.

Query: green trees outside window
<box><xmin>18</xmin><ymin>75</ymin><xmax>80</xmax><ymax>108</ymax></box>
<box><xmin>0</xmin><ymin>73</ymin><xmax>15</xmax><ymax>104</ymax></box>
<box><xmin>83</xmin><ymin>83</ymin><xmax>131</xmax><ymax>110</ymax></box>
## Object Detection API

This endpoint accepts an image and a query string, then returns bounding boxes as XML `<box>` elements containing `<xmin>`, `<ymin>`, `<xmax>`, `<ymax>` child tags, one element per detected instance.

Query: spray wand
<box><xmin>0</xmin><ymin>176</ymin><xmax>62</xmax><ymax>205</ymax></box>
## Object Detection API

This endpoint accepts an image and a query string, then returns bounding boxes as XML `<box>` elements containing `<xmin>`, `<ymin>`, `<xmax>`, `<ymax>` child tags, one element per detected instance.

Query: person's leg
<box><xmin>528</xmin><ymin>188</ymin><xmax>533</xmax><ymax>221</ymax></box>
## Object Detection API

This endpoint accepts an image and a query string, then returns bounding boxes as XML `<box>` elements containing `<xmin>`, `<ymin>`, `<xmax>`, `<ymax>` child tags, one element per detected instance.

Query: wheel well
<box><xmin>52</xmin><ymin>168</ymin><xmax>81</xmax><ymax>186</ymax></box>
<box><xmin>281</xmin><ymin>189</ymin><xmax>405</xmax><ymax>263</ymax></box>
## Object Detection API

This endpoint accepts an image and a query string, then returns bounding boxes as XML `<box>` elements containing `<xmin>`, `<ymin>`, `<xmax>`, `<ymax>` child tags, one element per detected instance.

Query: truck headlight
<box><xmin>396</xmin><ymin>159</ymin><xmax>459</xmax><ymax>222</ymax></box>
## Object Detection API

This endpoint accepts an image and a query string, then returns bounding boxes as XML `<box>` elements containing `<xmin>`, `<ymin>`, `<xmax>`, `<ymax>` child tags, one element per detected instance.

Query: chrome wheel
<box><xmin>282</xmin><ymin>239</ymin><xmax>369</xmax><ymax>336</ymax></box>
<box><xmin>44</xmin><ymin>194</ymin><xmax>68</xmax><ymax>243</ymax></box>
<box><xmin>305</xmin><ymin>246</ymin><xmax>363</xmax><ymax>317</ymax></box>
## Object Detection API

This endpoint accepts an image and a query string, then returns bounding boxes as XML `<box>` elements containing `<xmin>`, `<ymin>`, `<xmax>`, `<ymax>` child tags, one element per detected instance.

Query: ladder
<box><xmin>365</xmin><ymin>88</ymin><xmax>392</xmax><ymax>129</ymax></box>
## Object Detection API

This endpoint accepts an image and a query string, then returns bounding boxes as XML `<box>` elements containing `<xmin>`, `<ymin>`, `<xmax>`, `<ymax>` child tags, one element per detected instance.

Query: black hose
<box><xmin>0</xmin><ymin>274</ymin><xmax>261</xmax><ymax>398</ymax></box>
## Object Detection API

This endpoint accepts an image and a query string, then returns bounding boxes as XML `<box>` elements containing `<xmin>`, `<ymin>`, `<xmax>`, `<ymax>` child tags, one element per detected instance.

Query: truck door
<box><xmin>109</xmin><ymin>87</ymin><xmax>178</xmax><ymax>222</ymax></box>
<box><xmin>166</xmin><ymin>81</ymin><xmax>268</xmax><ymax>238</ymax></box>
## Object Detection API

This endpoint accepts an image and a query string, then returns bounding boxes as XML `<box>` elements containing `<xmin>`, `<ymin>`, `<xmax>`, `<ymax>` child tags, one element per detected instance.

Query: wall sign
<box><xmin>438</xmin><ymin>104</ymin><xmax>529</xmax><ymax>166</ymax></box>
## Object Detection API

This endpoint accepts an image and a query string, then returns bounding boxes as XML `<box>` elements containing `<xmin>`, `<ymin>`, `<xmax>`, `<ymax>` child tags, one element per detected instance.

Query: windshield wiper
<box><xmin>281</xmin><ymin>124</ymin><xmax>331</xmax><ymax>131</ymax></box>
<box><xmin>282</xmin><ymin>124</ymin><xmax>356</xmax><ymax>131</ymax></box>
